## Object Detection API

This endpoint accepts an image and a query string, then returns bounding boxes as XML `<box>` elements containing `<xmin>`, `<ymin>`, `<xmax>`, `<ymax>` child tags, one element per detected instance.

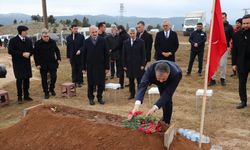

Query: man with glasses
<box><xmin>34</xmin><ymin>29</ymin><xmax>61</xmax><ymax>99</ymax></box>
<box><xmin>66</xmin><ymin>25</ymin><xmax>85</xmax><ymax>87</ymax></box>
<box><xmin>154</xmin><ymin>20</ymin><xmax>179</xmax><ymax>62</ymax></box>
<box><xmin>187</xmin><ymin>22</ymin><xmax>207</xmax><ymax>76</ymax></box>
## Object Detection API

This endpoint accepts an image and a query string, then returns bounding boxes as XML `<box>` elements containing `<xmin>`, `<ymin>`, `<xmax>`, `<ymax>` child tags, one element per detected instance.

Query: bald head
<box><xmin>162</xmin><ymin>20</ymin><xmax>171</xmax><ymax>31</ymax></box>
<box><xmin>89</xmin><ymin>25</ymin><xmax>98</xmax><ymax>38</ymax></box>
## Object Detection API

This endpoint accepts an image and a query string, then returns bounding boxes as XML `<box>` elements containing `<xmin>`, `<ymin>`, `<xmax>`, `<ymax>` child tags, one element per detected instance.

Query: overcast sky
<box><xmin>0</xmin><ymin>0</ymin><xmax>249</xmax><ymax>20</ymax></box>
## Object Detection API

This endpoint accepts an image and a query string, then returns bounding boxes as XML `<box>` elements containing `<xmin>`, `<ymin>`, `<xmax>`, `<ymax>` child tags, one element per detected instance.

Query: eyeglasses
<box><xmin>163</xmin><ymin>25</ymin><xmax>169</xmax><ymax>27</ymax></box>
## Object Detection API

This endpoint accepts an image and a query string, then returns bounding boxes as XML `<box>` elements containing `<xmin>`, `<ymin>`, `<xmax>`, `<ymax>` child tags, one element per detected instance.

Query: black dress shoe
<box><xmin>44</xmin><ymin>93</ymin><xmax>50</xmax><ymax>99</ymax></box>
<box><xmin>77</xmin><ymin>83</ymin><xmax>83</xmax><ymax>88</ymax></box>
<box><xmin>125</xmin><ymin>84</ymin><xmax>130</xmax><ymax>87</ymax></box>
<box><xmin>128</xmin><ymin>95</ymin><xmax>135</xmax><ymax>100</ymax></box>
<box><xmin>98</xmin><ymin>99</ymin><xmax>105</xmax><ymax>105</ymax></box>
<box><xmin>208</xmin><ymin>79</ymin><xmax>216</xmax><ymax>86</ymax></box>
<box><xmin>236</xmin><ymin>103</ymin><xmax>247</xmax><ymax>109</ymax></box>
<box><xmin>220</xmin><ymin>78</ymin><xmax>226</xmax><ymax>86</ymax></box>
<box><xmin>50</xmin><ymin>90</ymin><xmax>56</xmax><ymax>96</ymax></box>
<box><xmin>17</xmin><ymin>97</ymin><xmax>23</xmax><ymax>104</ymax></box>
<box><xmin>89</xmin><ymin>99</ymin><xmax>95</xmax><ymax>105</ymax></box>
<box><xmin>24</xmin><ymin>97</ymin><xmax>33</xmax><ymax>101</ymax></box>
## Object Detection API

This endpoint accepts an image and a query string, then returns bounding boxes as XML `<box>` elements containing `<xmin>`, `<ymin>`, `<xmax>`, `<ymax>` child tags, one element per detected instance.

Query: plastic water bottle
<box><xmin>210</xmin><ymin>145</ymin><xmax>222</xmax><ymax>150</ymax></box>
<box><xmin>178</xmin><ymin>128</ymin><xmax>210</xmax><ymax>143</ymax></box>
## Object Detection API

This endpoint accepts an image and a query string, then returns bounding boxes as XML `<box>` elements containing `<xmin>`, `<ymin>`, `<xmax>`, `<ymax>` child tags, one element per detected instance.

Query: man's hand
<box><xmin>146</xmin><ymin>105</ymin><xmax>158</xmax><ymax>117</ymax></box>
<box><xmin>105</xmin><ymin>69</ymin><xmax>109</xmax><ymax>74</ymax></box>
<box><xmin>36</xmin><ymin>65</ymin><xmax>41</xmax><ymax>69</ymax></box>
<box><xmin>22</xmin><ymin>52</ymin><xmax>30</xmax><ymax>58</ymax></box>
<box><xmin>82</xmin><ymin>70</ymin><xmax>86</xmax><ymax>74</ymax></box>
<box><xmin>128</xmin><ymin>103</ymin><xmax>140</xmax><ymax>120</ymax></box>
<box><xmin>123</xmin><ymin>67</ymin><xmax>127</xmax><ymax>71</ymax></box>
<box><xmin>162</xmin><ymin>52</ymin><xmax>171</xmax><ymax>58</ymax></box>
<box><xmin>109</xmin><ymin>49</ymin><xmax>112</xmax><ymax>52</ymax></box>
<box><xmin>194</xmin><ymin>43</ymin><xmax>198</xmax><ymax>47</ymax></box>
<box><xmin>232</xmin><ymin>65</ymin><xmax>237</xmax><ymax>71</ymax></box>
<box><xmin>141</xmin><ymin>66</ymin><xmax>144</xmax><ymax>70</ymax></box>
<box><xmin>76</xmin><ymin>50</ymin><xmax>81</xmax><ymax>55</ymax></box>
<box><xmin>227</xmin><ymin>47</ymin><xmax>231</xmax><ymax>51</ymax></box>
<box><xmin>57</xmin><ymin>60</ymin><xmax>61</xmax><ymax>64</ymax></box>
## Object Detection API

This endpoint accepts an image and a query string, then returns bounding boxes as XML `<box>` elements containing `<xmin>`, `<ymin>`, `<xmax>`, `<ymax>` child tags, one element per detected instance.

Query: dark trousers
<box><xmin>158</xmin><ymin>86</ymin><xmax>173</xmax><ymax>124</ymax></box>
<box><xmin>16</xmin><ymin>78</ymin><xmax>30</xmax><ymax>99</ymax></box>
<box><xmin>71</xmin><ymin>63</ymin><xmax>83</xmax><ymax>84</ymax></box>
<box><xmin>88</xmin><ymin>84</ymin><xmax>105</xmax><ymax>100</ymax></box>
<box><xmin>238</xmin><ymin>72</ymin><xmax>249</xmax><ymax>104</ymax></box>
<box><xmin>40</xmin><ymin>68</ymin><xmax>57</xmax><ymax>94</ymax></box>
<box><xmin>117</xmin><ymin>59</ymin><xmax>124</xmax><ymax>87</ymax></box>
<box><xmin>187</xmin><ymin>50</ymin><xmax>204</xmax><ymax>74</ymax></box>
<box><xmin>110</xmin><ymin>60</ymin><xmax>118</xmax><ymax>77</ymax></box>
<box><xmin>129</xmin><ymin>77</ymin><xmax>141</xmax><ymax>96</ymax></box>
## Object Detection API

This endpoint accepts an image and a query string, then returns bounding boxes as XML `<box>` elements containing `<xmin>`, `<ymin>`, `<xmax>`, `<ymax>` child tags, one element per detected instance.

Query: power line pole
<box><xmin>242</xmin><ymin>8</ymin><xmax>250</xmax><ymax>15</ymax></box>
<box><xmin>42</xmin><ymin>0</ymin><xmax>48</xmax><ymax>29</ymax></box>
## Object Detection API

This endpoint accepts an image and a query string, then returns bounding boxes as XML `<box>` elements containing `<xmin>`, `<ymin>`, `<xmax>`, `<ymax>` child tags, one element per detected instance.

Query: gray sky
<box><xmin>0</xmin><ymin>0</ymin><xmax>249</xmax><ymax>20</ymax></box>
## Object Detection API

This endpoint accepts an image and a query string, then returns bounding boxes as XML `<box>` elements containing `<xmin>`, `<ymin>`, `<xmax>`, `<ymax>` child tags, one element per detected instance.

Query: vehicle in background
<box><xmin>182</xmin><ymin>11</ymin><xmax>206</xmax><ymax>36</ymax></box>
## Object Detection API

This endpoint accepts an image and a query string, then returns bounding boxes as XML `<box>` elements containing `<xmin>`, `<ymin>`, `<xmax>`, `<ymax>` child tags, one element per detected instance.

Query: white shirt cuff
<box><xmin>135</xmin><ymin>100</ymin><xmax>141</xmax><ymax>105</ymax></box>
<box><xmin>153</xmin><ymin>105</ymin><xmax>159</xmax><ymax>110</ymax></box>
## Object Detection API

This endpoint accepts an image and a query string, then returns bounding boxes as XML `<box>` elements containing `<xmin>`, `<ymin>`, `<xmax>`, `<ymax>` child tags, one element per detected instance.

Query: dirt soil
<box><xmin>0</xmin><ymin>105</ymin><xmax>210</xmax><ymax>150</ymax></box>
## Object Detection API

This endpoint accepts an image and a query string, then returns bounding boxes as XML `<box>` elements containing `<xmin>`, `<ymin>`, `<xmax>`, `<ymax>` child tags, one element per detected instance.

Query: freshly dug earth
<box><xmin>0</xmin><ymin>105</ymin><xmax>210</xmax><ymax>150</ymax></box>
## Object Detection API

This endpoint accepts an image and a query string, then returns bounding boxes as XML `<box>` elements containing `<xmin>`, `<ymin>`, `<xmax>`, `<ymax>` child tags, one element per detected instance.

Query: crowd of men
<box><xmin>4</xmin><ymin>12</ymin><xmax>250</xmax><ymax>124</ymax></box>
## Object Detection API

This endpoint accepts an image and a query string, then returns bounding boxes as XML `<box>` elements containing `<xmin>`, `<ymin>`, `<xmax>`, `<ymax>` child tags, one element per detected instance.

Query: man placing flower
<box><xmin>128</xmin><ymin>60</ymin><xmax>182</xmax><ymax>124</ymax></box>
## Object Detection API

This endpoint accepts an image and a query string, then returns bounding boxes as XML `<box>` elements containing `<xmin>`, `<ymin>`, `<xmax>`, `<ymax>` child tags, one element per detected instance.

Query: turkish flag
<box><xmin>208</xmin><ymin>0</ymin><xmax>227</xmax><ymax>81</ymax></box>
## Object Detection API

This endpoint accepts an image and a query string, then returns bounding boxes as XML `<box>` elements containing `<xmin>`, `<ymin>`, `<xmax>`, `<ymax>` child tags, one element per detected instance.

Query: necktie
<box><xmin>73</xmin><ymin>34</ymin><xmax>75</xmax><ymax>40</ymax></box>
<box><xmin>165</xmin><ymin>32</ymin><xmax>168</xmax><ymax>39</ymax></box>
<box><xmin>22</xmin><ymin>38</ymin><xmax>25</xmax><ymax>42</ymax></box>
<box><xmin>139</xmin><ymin>33</ymin><xmax>143</xmax><ymax>39</ymax></box>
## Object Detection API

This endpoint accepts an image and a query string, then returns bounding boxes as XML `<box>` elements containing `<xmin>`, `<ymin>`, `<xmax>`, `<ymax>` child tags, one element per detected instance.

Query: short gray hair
<box><xmin>155</xmin><ymin>63</ymin><xmax>170</xmax><ymax>74</ymax></box>
<box><xmin>128</xmin><ymin>27</ymin><xmax>137</xmax><ymax>33</ymax></box>
<box><xmin>41</xmin><ymin>28</ymin><xmax>49</xmax><ymax>35</ymax></box>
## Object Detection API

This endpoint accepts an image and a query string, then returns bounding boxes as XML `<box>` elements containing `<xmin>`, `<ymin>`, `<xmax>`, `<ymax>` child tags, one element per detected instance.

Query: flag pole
<box><xmin>199</xmin><ymin>0</ymin><xmax>216</xmax><ymax>148</ymax></box>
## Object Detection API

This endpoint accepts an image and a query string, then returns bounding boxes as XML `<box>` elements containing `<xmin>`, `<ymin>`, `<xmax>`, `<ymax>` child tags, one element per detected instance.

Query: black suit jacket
<box><xmin>135</xmin><ymin>60</ymin><xmax>182</xmax><ymax>108</ymax></box>
<box><xmin>83</xmin><ymin>36</ymin><xmax>109</xmax><ymax>85</ymax></box>
<box><xmin>8</xmin><ymin>35</ymin><xmax>33</xmax><ymax>79</ymax></box>
<box><xmin>137</xmin><ymin>31</ymin><xmax>153</xmax><ymax>62</ymax></box>
<box><xmin>122</xmin><ymin>38</ymin><xmax>146</xmax><ymax>78</ymax></box>
<box><xmin>66</xmin><ymin>33</ymin><xmax>85</xmax><ymax>64</ymax></box>
<box><xmin>154</xmin><ymin>30</ymin><xmax>179</xmax><ymax>61</ymax></box>
<box><xmin>34</xmin><ymin>38</ymin><xmax>61</xmax><ymax>70</ymax></box>
<box><xmin>232</xmin><ymin>30</ymin><xmax>250</xmax><ymax>73</ymax></box>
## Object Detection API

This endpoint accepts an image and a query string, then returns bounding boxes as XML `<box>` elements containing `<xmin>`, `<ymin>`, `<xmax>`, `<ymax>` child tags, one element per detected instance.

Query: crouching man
<box><xmin>128</xmin><ymin>60</ymin><xmax>182</xmax><ymax>124</ymax></box>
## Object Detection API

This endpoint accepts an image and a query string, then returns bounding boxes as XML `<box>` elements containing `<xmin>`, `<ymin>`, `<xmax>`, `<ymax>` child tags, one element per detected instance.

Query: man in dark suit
<box><xmin>154</xmin><ymin>20</ymin><xmax>179</xmax><ymax>61</ymax></box>
<box><xmin>123</xmin><ymin>28</ymin><xmax>146</xmax><ymax>99</ymax></box>
<box><xmin>106</xmin><ymin>24</ymin><xmax>119</xmax><ymax>79</ymax></box>
<box><xmin>98</xmin><ymin>22</ymin><xmax>108</xmax><ymax>38</ymax></box>
<box><xmin>116</xmin><ymin>25</ymin><xmax>130</xmax><ymax>88</ymax></box>
<box><xmin>8</xmin><ymin>26</ymin><xmax>33</xmax><ymax>104</ymax></box>
<box><xmin>187</xmin><ymin>22</ymin><xmax>207</xmax><ymax>76</ymax></box>
<box><xmin>136</xmin><ymin>21</ymin><xmax>153</xmax><ymax>64</ymax></box>
<box><xmin>128</xmin><ymin>60</ymin><xmax>182</xmax><ymax>124</ymax></box>
<box><xmin>232</xmin><ymin>14</ymin><xmax>250</xmax><ymax>109</ymax></box>
<box><xmin>34</xmin><ymin>29</ymin><xmax>61</xmax><ymax>99</ymax></box>
<box><xmin>66</xmin><ymin>25</ymin><xmax>85</xmax><ymax>87</ymax></box>
<box><xmin>83</xmin><ymin>25</ymin><xmax>109</xmax><ymax>105</ymax></box>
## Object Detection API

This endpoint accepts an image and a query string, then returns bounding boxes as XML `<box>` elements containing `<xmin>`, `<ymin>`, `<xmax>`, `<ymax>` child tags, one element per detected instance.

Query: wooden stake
<box><xmin>42</xmin><ymin>0</ymin><xmax>48</xmax><ymax>29</ymax></box>
<box><xmin>199</xmin><ymin>0</ymin><xmax>216</xmax><ymax>148</ymax></box>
